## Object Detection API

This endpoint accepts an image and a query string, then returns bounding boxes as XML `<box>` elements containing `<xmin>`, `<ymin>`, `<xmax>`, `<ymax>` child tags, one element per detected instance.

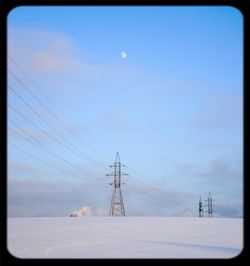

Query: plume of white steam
<box><xmin>70</xmin><ymin>206</ymin><xmax>93</xmax><ymax>217</ymax></box>
<box><xmin>70</xmin><ymin>206</ymin><xmax>108</xmax><ymax>217</ymax></box>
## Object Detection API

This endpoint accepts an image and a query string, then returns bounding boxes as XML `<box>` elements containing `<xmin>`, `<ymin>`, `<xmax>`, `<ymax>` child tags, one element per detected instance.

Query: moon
<box><xmin>121</xmin><ymin>51</ymin><xmax>127</xmax><ymax>59</ymax></box>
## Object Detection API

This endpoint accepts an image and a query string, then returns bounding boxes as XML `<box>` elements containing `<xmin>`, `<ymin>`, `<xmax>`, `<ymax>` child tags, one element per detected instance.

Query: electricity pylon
<box><xmin>106</xmin><ymin>152</ymin><xmax>128</xmax><ymax>216</ymax></box>
<box><xmin>207</xmin><ymin>192</ymin><xmax>214</xmax><ymax>217</ymax></box>
<box><xmin>204</xmin><ymin>192</ymin><xmax>214</xmax><ymax>217</ymax></box>
<box><xmin>199</xmin><ymin>196</ymin><xmax>204</xmax><ymax>217</ymax></box>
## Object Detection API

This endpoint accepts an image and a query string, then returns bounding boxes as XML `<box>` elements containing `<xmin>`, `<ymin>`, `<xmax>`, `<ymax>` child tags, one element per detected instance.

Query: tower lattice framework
<box><xmin>199</xmin><ymin>196</ymin><xmax>204</xmax><ymax>217</ymax></box>
<box><xmin>207</xmin><ymin>192</ymin><xmax>214</xmax><ymax>217</ymax></box>
<box><xmin>107</xmin><ymin>152</ymin><xmax>128</xmax><ymax>216</ymax></box>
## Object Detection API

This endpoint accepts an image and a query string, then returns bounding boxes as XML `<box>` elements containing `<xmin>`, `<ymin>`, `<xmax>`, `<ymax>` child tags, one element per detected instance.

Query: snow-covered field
<box><xmin>7</xmin><ymin>217</ymin><xmax>243</xmax><ymax>259</ymax></box>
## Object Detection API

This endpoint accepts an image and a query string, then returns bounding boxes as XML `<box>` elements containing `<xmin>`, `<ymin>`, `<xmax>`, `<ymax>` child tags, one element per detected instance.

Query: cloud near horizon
<box><xmin>176</xmin><ymin>153</ymin><xmax>242</xmax><ymax>181</ymax></box>
<box><xmin>8</xmin><ymin>178</ymin><xmax>110</xmax><ymax>217</ymax></box>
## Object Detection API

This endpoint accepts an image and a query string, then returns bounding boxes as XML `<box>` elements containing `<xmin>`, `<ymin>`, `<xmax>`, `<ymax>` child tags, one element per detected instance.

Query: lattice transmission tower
<box><xmin>106</xmin><ymin>152</ymin><xmax>128</xmax><ymax>216</ymax></box>
<box><xmin>207</xmin><ymin>192</ymin><xmax>214</xmax><ymax>217</ymax></box>
<box><xmin>204</xmin><ymin>192</ymin><xmax>214</xmax><ymax>217</ymax></box>
<box><xmin>198</xmin><ymin>196</ymin><xmax>204</xmax><ymax>217</ymax></box>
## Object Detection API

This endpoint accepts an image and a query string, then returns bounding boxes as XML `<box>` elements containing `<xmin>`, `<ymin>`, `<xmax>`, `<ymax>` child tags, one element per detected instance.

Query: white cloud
<box><xmin>176</xmin><ymin>153</ymin><xmax>243</xmax><ymax>181</ymax></box>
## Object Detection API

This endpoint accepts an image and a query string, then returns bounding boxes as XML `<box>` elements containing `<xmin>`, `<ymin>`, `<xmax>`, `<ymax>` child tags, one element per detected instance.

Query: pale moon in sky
<box><xmin>120</xmin><ymin>51</ymin><xmax>127</xmax><ymax>59</ymax></box>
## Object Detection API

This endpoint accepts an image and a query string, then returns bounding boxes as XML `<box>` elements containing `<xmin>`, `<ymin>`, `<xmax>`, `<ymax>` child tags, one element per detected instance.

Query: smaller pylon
<box><xmin>207</xmin><ymin>192</ymin><xmax>213</xmax><ymax>217</ymax></box>
<box><xmin>199</xmin><ymin>196</ymin><xmax>203</xmax><ymax>217</ymax></box>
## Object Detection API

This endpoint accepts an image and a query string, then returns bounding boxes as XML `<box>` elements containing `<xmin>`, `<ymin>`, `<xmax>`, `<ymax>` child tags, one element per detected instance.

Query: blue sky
<box><xmin>7</xmin><ymin>6</ymin><xmax>243</xmax><ymax>217</ymax></box>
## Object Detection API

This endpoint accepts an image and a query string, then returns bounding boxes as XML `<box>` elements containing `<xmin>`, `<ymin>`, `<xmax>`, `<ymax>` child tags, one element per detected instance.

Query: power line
<box><xmin>8</xmin><ymin>57</ymin><xmax>109</xmax><ymax>164</ymax></box>
<box><xmin>9</xmin><ymin>125</ymin><xmax>76</xmax><ymax>169</ymax></box>
<box><xmin>126</xmin><ymin>166</ymin><xmax>178</xmax><ymax>201</ymax></box>
<box><xmin>8</xmin><ymin>82</ymin><xmax>106</xmax><ymax>170</ymax></box>
<box><xmin>8</xmin><ymin>59</ymin><xmax>167</xmax><ymax>204</ymax></box>
<box><xmin>126</xmin><ymin>177</ymin><xmax>176</xmax><ymax>204</ymax></box>
<box><xmin>8</xmin><ymin>104</ymin><xmax>104</xmax><ymax>178</ymax></box>
<box><xmin>8</xmin><ymin>142</ymin><xmax>90</xmax><ymax>182</ymax></box>
<box><xmin>109</xmin><ymin>160</ymin><xmax>180</xmax><ymax>205</ymax></box>
<box><xmin>9</xmin><ymin>128</ymin><xmax>104</xmax><ymax>181</ymax></box>
<box><xmin>8</xmin><ymin>119</ymin><xmax>103</xmax><ymax>179</ymax></box>
<box><xmin>8</xmin><ymin>56</ymin><xmax>90</xmax><ymax>135</ymax></box>
<box><xmin>8</xmin><ymin>67</ymin><xmax>107</xmax><ymax>164</ymax></box>
<box><xmin>8</xmin><ymin>102</ymin><xmax>84</xmax><ymax>159</ymax></box>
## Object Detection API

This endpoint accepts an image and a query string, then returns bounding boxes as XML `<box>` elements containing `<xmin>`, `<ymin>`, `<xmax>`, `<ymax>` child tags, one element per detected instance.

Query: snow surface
<box><xmin>7</xmin><ymin>217</ymin><xmax>243</xmax><ymax>259</ymax></box>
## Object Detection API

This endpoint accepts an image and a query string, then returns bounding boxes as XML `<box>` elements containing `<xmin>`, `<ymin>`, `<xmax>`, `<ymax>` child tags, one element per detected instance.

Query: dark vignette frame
<box><xmin>0</xmin><ymin>0</ymin><xmax>249</xmax><ymax>265</ymax></box>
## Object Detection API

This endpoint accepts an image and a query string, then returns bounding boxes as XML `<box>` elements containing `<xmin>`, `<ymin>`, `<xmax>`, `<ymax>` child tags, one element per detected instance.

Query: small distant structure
<box><xmin>207</xmin><ymin>192</ymin><xmax>214</xmax><ymax>218</ymax></box>
<box><xmin>198</xmin><ymin>196</ymin><xmax>203</xmax><ymax>217</ymax></box>
<box><xmin>198</xmin><ymin>192</ymin><xmax>215</xmax><ymax>217</ymax></box>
